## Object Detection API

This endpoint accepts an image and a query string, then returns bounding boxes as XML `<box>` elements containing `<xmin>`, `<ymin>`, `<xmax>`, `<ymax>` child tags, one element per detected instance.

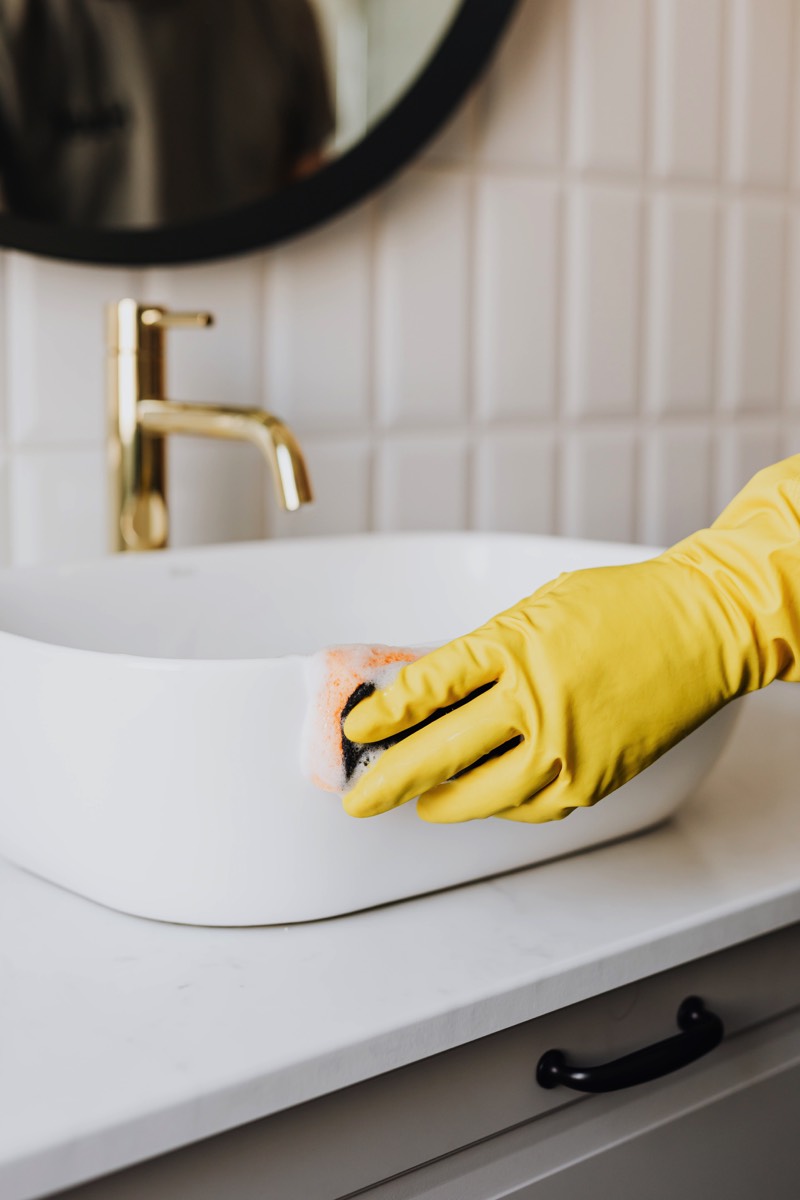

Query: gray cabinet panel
<box><xmin>367</xmin><ymin>1006</ymin><xmax>800</xmax><ymax>1200</ymax></box>
<box><xmin>54</xmin><ymin>925</ymin><xmax>800</xmax><ymax>1200</ymax></box>
<box><xmin>525</xmin><ymin>1066</ymin><xmax>800</xmax><ymax>1200</ymax></box>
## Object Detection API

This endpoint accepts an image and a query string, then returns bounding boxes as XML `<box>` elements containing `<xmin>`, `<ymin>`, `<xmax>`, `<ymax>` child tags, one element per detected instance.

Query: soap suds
<box><xmin>302</xmin><ymin>644</ymin><xmax>428</xmax><ymax>794</ymax></box>
<box><xmin>303</xmin><ymin>643</ymin><xmax>521</xmax><ymax>797</ymax></box>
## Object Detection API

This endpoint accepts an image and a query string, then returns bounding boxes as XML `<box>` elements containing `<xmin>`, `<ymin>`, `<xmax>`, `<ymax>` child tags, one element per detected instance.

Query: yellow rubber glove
<box><xmin>342</xmin><ymin>456</ymin><xmax>800</xmax><ymax>823</ymax></box>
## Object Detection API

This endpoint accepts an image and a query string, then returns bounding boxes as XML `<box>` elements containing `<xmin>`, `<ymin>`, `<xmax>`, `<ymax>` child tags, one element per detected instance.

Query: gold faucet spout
<box><xmin>137</xmin><ymin>400</ymin><xmax>313</xmax><ymax>512</ymax></box>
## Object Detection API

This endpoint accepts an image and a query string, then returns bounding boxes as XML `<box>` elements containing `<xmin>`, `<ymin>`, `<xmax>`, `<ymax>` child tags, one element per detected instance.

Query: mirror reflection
<box><xmin>0</xmin><ymin>0</ymin><xmax>460</xmax><ymax>228</ymax></box>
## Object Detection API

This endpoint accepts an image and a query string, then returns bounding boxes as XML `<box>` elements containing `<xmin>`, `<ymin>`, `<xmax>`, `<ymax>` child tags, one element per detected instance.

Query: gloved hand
<box><xmin>342</xmin><ymin>457</ymin><xmax>800</xmax><ymax>823</ymax></box>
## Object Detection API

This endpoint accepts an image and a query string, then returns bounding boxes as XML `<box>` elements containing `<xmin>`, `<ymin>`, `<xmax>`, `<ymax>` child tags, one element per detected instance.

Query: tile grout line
<box><xmin>366</xmin><ymin>196</ymin><xmax>381</xmax><ymax>533</ymax></box>
<box><xmin>633</xmin><ymin>0</ymin><xmax>657</xmax><ymax>544</ymax></box>
<box><xmin>549</xmin><ymin>0</ymin><xmax>571</xmax><ymax>538</ymax></box>
<box><xmin>710</xmin><ymin>0</ymin><xmax>733</xmax><ymax>513</ymax></box>
<box><xmin>0</xmin><ymin>251</ymin><xmax>10</xmax><ymax>566</ymax></box>
<box><xmin>464</xmin><ymin>111</ymin><xmax>479</xmax><ymax>532</ymax></box>
<box><xmin>777</xmin><ymin>0</ymin><xmax>799</xmax><ymax>444</ymax></box>
<box><xmin>254</xmin><ymin>251</ymin><xmax>270</xmax><ymax>540</ymax></box>
<box><xmin>553</xmin><ymin>0</ymin><xmax>576</xmax><ymax>537</ymax></box>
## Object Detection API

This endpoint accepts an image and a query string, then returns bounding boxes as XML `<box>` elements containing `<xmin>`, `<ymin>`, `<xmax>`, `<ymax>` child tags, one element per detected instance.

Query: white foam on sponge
<box><xmin>302</xmin><ymin>643</ymin><xmax>431</xmax><ymax>795</ymax></box>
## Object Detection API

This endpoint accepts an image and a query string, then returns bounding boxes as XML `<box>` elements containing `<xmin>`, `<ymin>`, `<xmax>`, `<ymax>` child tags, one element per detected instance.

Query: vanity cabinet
<box><xmin>364</xmin><ymin>1008</ymin><xmax>800</xmax><ymax>1199</ymax></box>
<box><xmin>58</xmin><ymin>922</ymin><xmax>800</xmax><ymax>1200</ymax></box>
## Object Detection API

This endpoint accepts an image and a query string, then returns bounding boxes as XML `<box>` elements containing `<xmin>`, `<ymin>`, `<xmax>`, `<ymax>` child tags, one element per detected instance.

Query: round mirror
<box><xmin>0</xmin><ymin>0</ymin><xmax>519</xmax><ymax>265</ymax></box>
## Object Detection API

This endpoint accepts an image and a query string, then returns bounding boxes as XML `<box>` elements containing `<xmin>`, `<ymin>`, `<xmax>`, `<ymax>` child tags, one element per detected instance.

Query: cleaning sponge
<box><xmin>302</xmin><ymin>644</ymin><xmax>428</xmax><ymax>794</ymax></box>
<box><xmin>302</xmin><ymin>642</ymin><xmax>513</xmax><ymax>799</ymax></box>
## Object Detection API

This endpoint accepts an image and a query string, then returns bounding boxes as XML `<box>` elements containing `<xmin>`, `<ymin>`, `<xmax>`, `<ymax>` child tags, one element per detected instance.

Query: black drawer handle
<box><xmin>536</xmin><ymin>996</ymin><xmax>724</xmax><ymax>1094</ymax></box>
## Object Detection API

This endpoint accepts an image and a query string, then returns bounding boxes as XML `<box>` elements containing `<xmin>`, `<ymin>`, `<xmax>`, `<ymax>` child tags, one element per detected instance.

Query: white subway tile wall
<box><xmin>476</xmin><ymin>0</ymin><xmax>566</xmax><ymax>169</ymax></box>
<box><xmin>264</xmin><ymin>207</ymin><xmax>373</xmax><ymax>432</ymax></box>
<box><xmin>375</xmin><ymin>170</ymin><xmax>470</xmax><ymax>428</ymax></box>
<box><xmin>720</xmin><ymin>201</ymin><xmax>787</xmax><ymax>413</ymax></box>
<box><xmin>568</xmin><ymin>0</ymin><xmax>646</xmax><ymax>174</ymax></box>
<box><xmin>563</xmin><ymin>188</ymin><xmax>643</xmax><ymax>417</ymax></box>
<box><xmin>0</xmin><ymin>254</ymin><xmax>6</xmax><ymax>444</ymax></box>
<box><xmin>8</xmin><ymin>448</ymin><xmax>107</xmax><ymax>565</ymax></box>
<box><xmin>641</xmin><ymin>427</ymin><xmax>713</xmax><ymax>546</ymax></box>
<box><xmin>715</xmin><ymin>423</ymin><xmax>783</xmax><ymax>511</ymax></box>
<box><xmin>167</xmin><ymin>440</ymin><xmax>266</xmax><ymax>549</ymax></box>
<box><xmin>647</xmin><ymin>197</ymin><xmax>718</xmax><ymax>415</ymax></box>
<box><xmin>727</xmin><ymin>0</ymin><xmax>794</xmax><ymax>187</ymax></box>
<box><xmin>0</xmin><ymin>456</ymin><xmax>9</xmax><ymax>567</ymax></box>
<box><xmin>0</xmin><ymin>0</ymin><xmax>798</xmax><ymax>567</ymax></box>
<box><xmin>652</xmin><ymin>0</ymin><xmax>722</xmax><ymax>181</ymax></box>
<box><xmin>268</xmin><ymin>436</ymin><xmax>371</xmax><ymax>539</ymax></box>
<box><xmin>786</xmin><ymin>210</ymin><xmax>800</xmax><ymax>408</ymax></box>
<box><xmin>375</xmin><ymin>434</ymin><xmax>468</xmax><ymax>532</ymax></box>
<box><xmin>6</xmin><ymin>255</ymin><xmax>138</xmax><ymax>448</ymax></box>
<box><xmin>474</xmin><ymin>177</ymin><xmax>559</xmax><ymax>421</ymax></box>
<box><xmin>561</xmin><ymin>428</ymin><xmax>638</xmax><ymax>542</ymax></box>
<box><xmin>474</xmin><ymin>430</ymin><xmax>557</xmax><ymax>534</ymax></box>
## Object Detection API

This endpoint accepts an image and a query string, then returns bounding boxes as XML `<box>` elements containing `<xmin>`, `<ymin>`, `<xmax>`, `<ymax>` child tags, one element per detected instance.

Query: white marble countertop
<box><xmin>2</xmin><ymin>683</ymin><xmax>799</xmax><ymax>1200</ymax></box>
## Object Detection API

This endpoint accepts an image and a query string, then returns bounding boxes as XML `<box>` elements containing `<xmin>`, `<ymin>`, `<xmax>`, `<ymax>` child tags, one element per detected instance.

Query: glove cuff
<box><xmin>663</xmin><ymin>455</ymin><xmax>800</xmax><ymax>695</ymax></box>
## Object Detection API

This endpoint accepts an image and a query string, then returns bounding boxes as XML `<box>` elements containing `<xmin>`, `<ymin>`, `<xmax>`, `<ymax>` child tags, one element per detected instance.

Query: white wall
<box><xmin>0</xmin><ymin>0</ymin><xmax>798</xmax><ymax>568</ymax></box>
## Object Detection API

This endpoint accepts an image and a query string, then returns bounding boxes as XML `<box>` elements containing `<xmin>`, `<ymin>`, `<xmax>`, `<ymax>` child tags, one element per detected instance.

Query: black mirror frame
<box><xmin>0</xmin><ymin>0</ymin><xmax>520</xmax><ymax>266</ymax></box>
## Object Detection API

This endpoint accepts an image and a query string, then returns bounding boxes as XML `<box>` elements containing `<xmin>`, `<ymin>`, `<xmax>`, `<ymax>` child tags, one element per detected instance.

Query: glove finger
<box><xmin>342</xmin><ymin>689</ymin><xmax>518</xmax><ymax>818</ymax></box>
<box><xmin>343</xmin><ymin>633</ymin><xmax>496</xmax><ymax>744</ymax></box>
<box><xmin>495</xmin><ymin>779</ymin><xmax>577</xmax><ymax>824</ymax></box>
<box><xmin>416</xmin><ymin>745</ymin><xmax>562</xmax><ymax>823</ymax></box>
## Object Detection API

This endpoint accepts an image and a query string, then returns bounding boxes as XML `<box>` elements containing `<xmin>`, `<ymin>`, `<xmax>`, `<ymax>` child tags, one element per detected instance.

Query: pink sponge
<box><xmin>302</xmin><ymin>644</ymin><xmax>428</xmax><ymax>794</ymax></box>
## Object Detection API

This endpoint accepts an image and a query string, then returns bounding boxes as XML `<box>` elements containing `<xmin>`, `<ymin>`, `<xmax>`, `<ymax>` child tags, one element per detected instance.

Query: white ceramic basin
<box><xmin>0</xmin><ymin>533</ymin><xmax>739</xmax><ymax>925</ymax></box>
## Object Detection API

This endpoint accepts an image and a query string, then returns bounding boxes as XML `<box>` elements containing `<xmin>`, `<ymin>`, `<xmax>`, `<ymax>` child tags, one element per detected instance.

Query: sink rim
<box><xmin>0</xmin><ymin>531</ymin><xmax>666</xmax><ymax>667</ymax></box>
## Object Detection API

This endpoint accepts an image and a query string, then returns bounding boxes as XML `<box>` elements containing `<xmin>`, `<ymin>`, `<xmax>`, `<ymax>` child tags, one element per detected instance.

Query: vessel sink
<box><xmin>0</xmin><ymin>533</ymin><xmax>739</xmax><ymax>925</ymax></box>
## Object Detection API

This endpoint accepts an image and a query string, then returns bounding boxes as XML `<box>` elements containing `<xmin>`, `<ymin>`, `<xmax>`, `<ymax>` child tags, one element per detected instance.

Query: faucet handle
<box><xmin>140</xmin><ymin>308</ymin><xmax>214</xmax><ymax>330</ymax></box>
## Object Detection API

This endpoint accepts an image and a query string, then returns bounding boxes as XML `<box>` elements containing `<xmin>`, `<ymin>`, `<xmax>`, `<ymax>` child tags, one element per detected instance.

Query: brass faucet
<box><xmin>107</xmin><ymin>299</ymin><xmax>313</xmax><ymax>552</ymax></box>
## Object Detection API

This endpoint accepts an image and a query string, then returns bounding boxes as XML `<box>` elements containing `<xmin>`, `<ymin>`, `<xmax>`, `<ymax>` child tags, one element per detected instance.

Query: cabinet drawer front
<box><xmin>58</xmin><ymin>924</ymin><xmax>800</xmax><ymax>1200</ymax></box>
<box><xmin>364</xmin><ymin>1005</ymin><xmax>800</xmax><ymax>1200</ymax></box>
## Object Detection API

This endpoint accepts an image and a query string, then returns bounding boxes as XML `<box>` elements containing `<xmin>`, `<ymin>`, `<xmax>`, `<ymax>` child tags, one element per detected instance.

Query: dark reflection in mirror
<box><xmin>0</xmin><ymin>0</ymin><xmax>462</xmax><ymax>230</ymax></box>
<box><xmin>0</xmin><ymin>0</ymin><xmax>337</xmax><ymax>226</ymax></box>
